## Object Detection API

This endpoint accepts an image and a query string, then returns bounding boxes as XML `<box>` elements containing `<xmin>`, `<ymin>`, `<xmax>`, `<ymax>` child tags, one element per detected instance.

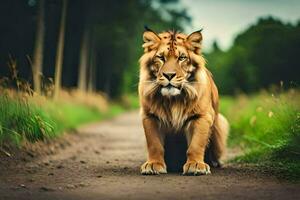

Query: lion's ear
<box><xmin>186</xmin><ymin>30</ymin><xmax>203</xmax><ymax>55</ymax></box>
<box><xmin>142</xmin><ymin>30</ymin><xmax>161</xmax><ymax>52</ymax></box>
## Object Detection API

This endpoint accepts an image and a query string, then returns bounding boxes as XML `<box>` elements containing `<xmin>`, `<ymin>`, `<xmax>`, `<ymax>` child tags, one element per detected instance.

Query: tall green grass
<box><xmin>0</xmin><ymin>94</ymin><xmax>56</xmax><ymax>144</ymax></box>
<box><xmin>220</xmin><ymin>90</ymin><xmax>300</xmax><ymax>180</ymax></box>
<box><xmin>0</xmin><ymin>93</ymin><xmax>104</xmax><ymax>146</ymax></box>
<box><xmin>0</xmin><ymin>92</ymin><xmax>132</xmax><ymax>146</ymax></box>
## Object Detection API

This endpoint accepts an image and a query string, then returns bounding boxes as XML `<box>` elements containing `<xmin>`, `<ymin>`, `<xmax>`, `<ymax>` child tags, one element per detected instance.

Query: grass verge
<box><xmin>0</xmin><ymin>90</ymin><xmax>133</xmax><ymax>146</ymax></box>
<box><xmin>220</xmin><ymin>89</ymin><xmax>300</xmax><ymax>180</ymax></box>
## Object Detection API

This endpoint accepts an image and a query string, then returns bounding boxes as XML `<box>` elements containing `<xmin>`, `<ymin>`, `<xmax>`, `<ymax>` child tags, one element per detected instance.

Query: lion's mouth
<box><xmin>160</xmin><ymin>84</ymin><xmax>181</xmax><ymax>97</ymax></box>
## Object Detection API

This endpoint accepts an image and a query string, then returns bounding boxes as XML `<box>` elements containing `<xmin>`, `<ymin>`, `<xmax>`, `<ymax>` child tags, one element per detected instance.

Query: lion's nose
<box><xmin>162</xmin><ymin>72</ymin><xmax>176</xmax><ymax>81</ymax></box>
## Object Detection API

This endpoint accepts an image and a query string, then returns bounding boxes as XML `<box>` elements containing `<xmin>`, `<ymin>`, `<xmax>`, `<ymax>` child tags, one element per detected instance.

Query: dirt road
<box><xmin>0</xmin><ymin>111</ymin><xmax>299</xmax><ymax>200</ymax></box>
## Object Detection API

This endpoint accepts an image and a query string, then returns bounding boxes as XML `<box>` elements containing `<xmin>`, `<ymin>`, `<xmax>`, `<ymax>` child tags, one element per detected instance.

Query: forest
<box><xmin>0</xmin><ymin>0</ymin><xmax>190</xmax><ymax>97</ymax></box>
<box><xmin>1</xmin><ymin>1</ymin><xmax>299</xmax><ymax>96</ymax></box>
<box><xmin>206</xmin><ymin>16</ymin><xmax>300</xmax><ymax>94</ymax></box>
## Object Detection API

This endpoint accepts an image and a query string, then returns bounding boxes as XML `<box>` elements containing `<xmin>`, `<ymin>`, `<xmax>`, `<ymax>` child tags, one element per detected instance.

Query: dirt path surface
<box><xmin>0</xmin><ymin>111</ymin><xmax>299</xmax><ymax>200</ymax></box>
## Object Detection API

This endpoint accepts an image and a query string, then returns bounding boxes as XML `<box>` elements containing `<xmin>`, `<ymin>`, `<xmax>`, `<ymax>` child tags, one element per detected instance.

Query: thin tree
<box><xmin>78</xmin><ymin>27</ymin><xmax>90</xmax><ymax>92</ymax></box>
<box><xmin>32</xmin><ymin>0</ymin><xmax>45</xmax><ymax>95</ymax></box>
<box><xmin>54</xmin><ymin>0</ymin><xmax>67</xmax><ymax>99</ymax></box>
<box><xmin>88</xmin><ymin>27</ymin><xmax>97</xmax><ymax>93</ymax></box>
<box><xmin>88</xmin><ymin>43</ymin><xmax>96</xmax><ymax>93</ymax></box>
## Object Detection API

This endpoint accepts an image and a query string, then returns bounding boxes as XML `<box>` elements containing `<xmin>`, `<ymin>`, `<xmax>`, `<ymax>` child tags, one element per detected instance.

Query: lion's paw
<box><xmin>183</xmin><ymin>161</ymin><xmax>211</xmax><ymax>176</ymax></box>
<box><xmin>141</xmin><ymin>161</ymin><xmax>167</xmax><ymax>175</ymax></box>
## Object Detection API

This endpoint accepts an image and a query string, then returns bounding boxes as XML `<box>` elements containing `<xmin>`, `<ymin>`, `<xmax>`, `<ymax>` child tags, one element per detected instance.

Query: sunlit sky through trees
<box><xmin>181</xmin><ymin>0</ymin><xmax>300</xmax><ymax>51</ymax></box>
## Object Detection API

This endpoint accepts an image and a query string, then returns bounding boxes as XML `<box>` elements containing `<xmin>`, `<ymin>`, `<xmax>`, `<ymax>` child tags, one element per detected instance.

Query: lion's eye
<box><xmin>178</xmin><ymin>55</ymin><xmax>187</xmax><ymax>61</ymax></box>
<box><xmin>156</xmin><ymin>55</ymin><xmax>165</xmax><ymax>62</ymax></box>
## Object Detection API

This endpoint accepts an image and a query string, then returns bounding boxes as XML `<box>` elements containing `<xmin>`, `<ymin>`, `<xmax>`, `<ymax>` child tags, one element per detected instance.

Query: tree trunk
<box><xmin>87</xmin><ymin>28</ymin><xmax>96</xmax><ymax>93</ymax></box>
<box><xmin>32</xmin><ymin>0</ymin><xmax>45</xmax><ymax>95</ymax></box>
<box><xmin>87</xmin><ymin>47</ymin><xmax>96</xmax><ymax>93</ymax></box>
<box><xmin>54</xmin><ymin>0</ymin><xmax>67</xmax><ymax>99</ymax></box>
<box><xmin>78</xmin><ymin>28</ymin><xmax>90</xmax><ymax>92</ymax></box>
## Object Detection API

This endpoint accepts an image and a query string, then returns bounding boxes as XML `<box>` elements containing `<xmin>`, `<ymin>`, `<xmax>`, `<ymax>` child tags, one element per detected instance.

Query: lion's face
<box><xmin>150</xmin><ymin>34</ymin><xmax>191</xmax><ymax>97</ymax></box>
<box><xmin>140</xmin><ymin>29</ymin><xmax>205</xmax><ymax>100</ymax></box>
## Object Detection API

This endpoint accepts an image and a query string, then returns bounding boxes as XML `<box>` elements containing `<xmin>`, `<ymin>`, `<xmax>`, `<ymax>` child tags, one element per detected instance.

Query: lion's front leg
<box><xmin>141</xmin><ymin>116</ymin><xmax>167</xmax><ymax>175</ymax></box>
<box><xmin>183</xmin><ymin>117</ymin><xmax>212</xmax><ymax>175</ymax></box>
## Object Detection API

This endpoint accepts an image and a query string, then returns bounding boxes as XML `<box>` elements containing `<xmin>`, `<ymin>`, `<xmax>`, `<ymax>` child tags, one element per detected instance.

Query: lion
<box><xmin>138</xmin><ymin>28</ymin><xmax>229</xmax><ymax>176</ymax></box>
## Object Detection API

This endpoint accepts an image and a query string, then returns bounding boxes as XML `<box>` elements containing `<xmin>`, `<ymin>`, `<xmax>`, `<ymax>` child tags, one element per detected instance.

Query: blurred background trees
<box><xmin>0</xmin><ymin>0</ymin><xmax>190</xmax><ymax>98</ymax></box>
<box><xmin>0</xmin><ymin>0</ymin><xmax>299</xmax><ymax>98</ymax></box>
<box><xmin>205</xmin><ymin>17</ymin><xmax>300</xmax><ymax>94</ymax></box>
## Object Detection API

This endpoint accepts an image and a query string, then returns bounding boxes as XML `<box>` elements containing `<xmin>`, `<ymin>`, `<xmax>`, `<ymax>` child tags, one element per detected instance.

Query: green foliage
<box><xmin>44</xmin><ymin>101</ymin><xmax>104</xmax><ymax>134</ymax></box>
<box><xmin>0</xmin><ymin>93</ymin><xmax>112</xmax><ymax>146</ymax></box>
<box><xmin>220</xmin><ymin>90</ymin><xmax>300</xmax><ymax>179</ymax></box>
<box><xmin>91</xmin><ymin>0</ymin><xmax>191</xmax><ymax>97</ymax></box>
<box><xmin>119</xmin><ymin>94</ymin><xmax>140</xmax><ymax>110</ymax></box>
<box><xmin>206</xmin><ymin>16</ymin><xmax>300</xmax><ymax>95</ymax></box>
<box><xmin>0</xmin><ymin>0</ymin><xmax>190</xmax><ymax>98</ymax></box>
<box><xmin>0</xmin><ymin>94</ymin><xmax>56</xmax><ymax>144</ymax></box>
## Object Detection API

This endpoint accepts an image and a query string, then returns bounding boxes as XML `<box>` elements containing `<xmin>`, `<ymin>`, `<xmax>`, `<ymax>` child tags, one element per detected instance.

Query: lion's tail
<box><xmin>205</xmin><ymin>113</ymin><xmax>229</xmax><ymax>167</ymax></box>
<box><xmin>213</xmin><ymin>113</ymin><xmax>229</xmax><ymax>160</ymax></box>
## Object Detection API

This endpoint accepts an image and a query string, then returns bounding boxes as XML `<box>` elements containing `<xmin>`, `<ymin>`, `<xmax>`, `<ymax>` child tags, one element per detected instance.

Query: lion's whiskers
<box><xmin>142</xmin><ymin>80</ymin><xmax>159</xmax><ymax>85</ymax></box>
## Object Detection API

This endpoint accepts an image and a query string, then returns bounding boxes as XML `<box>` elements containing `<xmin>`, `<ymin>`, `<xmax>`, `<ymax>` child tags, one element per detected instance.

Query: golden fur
<box><xmin>138</xmin><ymin>29</ymin><xmax>229</xmax><ymax>175</ymax></box>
